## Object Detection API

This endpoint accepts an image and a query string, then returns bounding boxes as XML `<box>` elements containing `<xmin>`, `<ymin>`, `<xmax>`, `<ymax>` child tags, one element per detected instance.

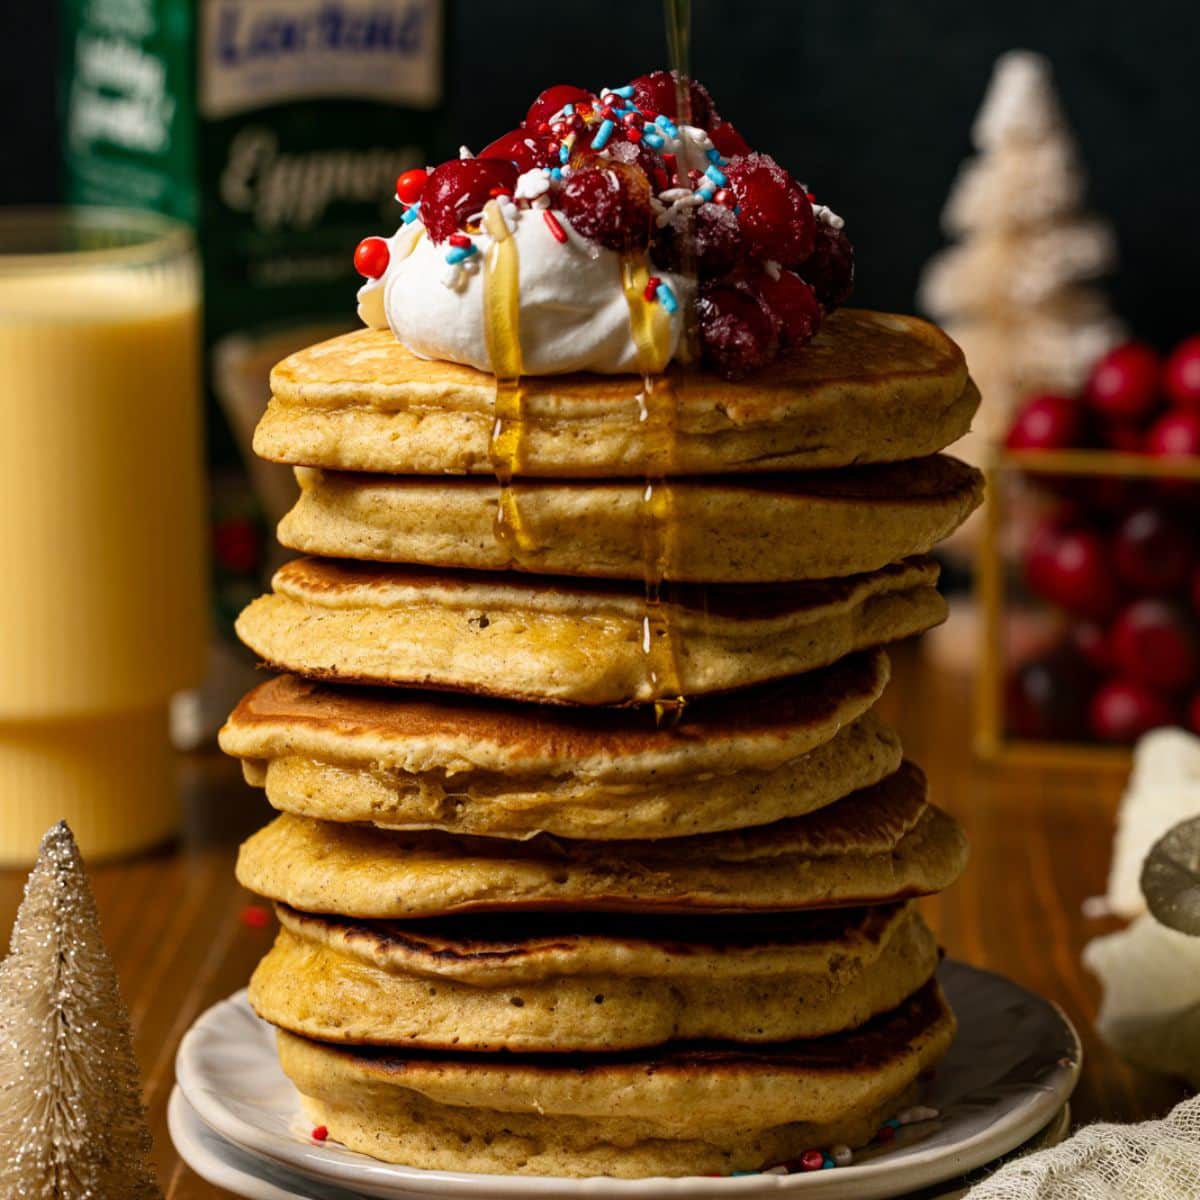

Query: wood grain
<box><xmin>0</xmin><ymin>645</ymin><xmax>1186</xmax><ymax>1198</ymax></box>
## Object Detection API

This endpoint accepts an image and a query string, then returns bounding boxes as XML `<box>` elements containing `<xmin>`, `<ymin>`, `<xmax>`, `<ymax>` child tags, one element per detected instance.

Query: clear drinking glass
<box><xmin>0</xmin><ymin>208</ymin><xmax>207</xmax><ymax>862</ymax></box>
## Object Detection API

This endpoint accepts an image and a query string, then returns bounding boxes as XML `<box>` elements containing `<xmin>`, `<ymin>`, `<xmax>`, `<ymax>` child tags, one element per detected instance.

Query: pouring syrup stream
<box><xmin>481</xmin><ymin>198</ymin><xmax>530</xmax><ymax>561</ymax></box>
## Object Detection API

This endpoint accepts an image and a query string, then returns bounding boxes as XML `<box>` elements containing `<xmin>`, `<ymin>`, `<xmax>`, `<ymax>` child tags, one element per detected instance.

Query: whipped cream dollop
<box><xmin>357</xmin><ymin>190</ymin><xmax>692</xmax><ymax>375</ymax></box>
<box><xmin>353</xmin><ymin>77</ymin><xmax>853</xmax><ymax>380</ymax></box>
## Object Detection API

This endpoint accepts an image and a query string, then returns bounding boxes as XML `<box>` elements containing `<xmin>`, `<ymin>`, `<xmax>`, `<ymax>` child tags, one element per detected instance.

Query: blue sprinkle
<box><xmin>642</xmin><ymin>131</ymin><xmax>665</xmax><ymax>149</ymax></box>
<box><xmin>706</xmin><ymin>147</ymin><xmax>722</xmax><ymax>163</ymax></box>
<box><xmin>705</xmin><ymin>164</ymin><xmax>727</xmax><ymax>185</ymax></box>
<box><xmin>656</xmin><ymin>283</ymin><xmax>679</xmax><ymax>314</ymax></box>
<box><xmin>734</xmin><ymin>204</ymin><xmax>742</xmax><ymax>215</ymax></box>
<box><xmin>559</xmin><ymin>143</ymin><xmax>570</xmax><ymax>163</ymax></box>
<box><xmin>696</xmin><ymin>184</ymin><xmax>716</xmax><ymax>202</ymax></box>
<box><xmin>444</xmin><ymin>244</ymin><xmax>477</xmax><ymax>265</ymax></box>
<box><xmin>730</xmin><ymin>1171</ymin><xmax>757</xmax><ymax>1177</ymax></box>
<box><xmin>822</xmin><ymin>1159</ymin><xmax>836</xmax><ymax>1170</ymax></box>
<box><xmin>612</xmin><ymin>84</ymin><xmax>634</xmax><ymax>98</ymax></box>
<box><xmin>549</xmin><ymin>167</ymin><xmax>563</xmax><ymax>180</ymax></box>
<box><xmin>654</xmin><ymin>114</ymin><xmax>679</xmax><ymax>137</ymax></box>
<box><xmin>402</xmin><ymin>204</ymin><xmax>421</xmax><ymax>224</ymax></box>
<box><xmin>591</xmin><ymin>119</ymin><xmax>615</xmax><ymax>150</ymax></box>
<box><xmin>560</xmin><ymin>102</ymin><xmax>574</xmax><ymax>117</ymax></box>
<box><xmin>884</xmin><ymin>1119</ymin><xmax>901</xmax><ymax>1129</ymax></box>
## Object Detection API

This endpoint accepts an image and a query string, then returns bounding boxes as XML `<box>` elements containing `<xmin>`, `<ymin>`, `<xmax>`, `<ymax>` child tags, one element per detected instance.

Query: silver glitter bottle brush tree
<box><xmin>0</xmin><ymin>822</ymin><xmax>162</xmax><ymax>1199</ymax></box>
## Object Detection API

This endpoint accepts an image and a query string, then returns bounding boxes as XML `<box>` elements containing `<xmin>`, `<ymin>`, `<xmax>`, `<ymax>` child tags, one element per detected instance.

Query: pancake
<box><xmin>256</xmin><ymin>309</ymin><xmax>975</xmax><ymax>478</ymax></box>
<box><xmin>278</xmin><ymin>455</ymin><xmax>983</xmax><ymax>583</ymax></box>
<box><xmin>235</xmin><ymin>761</ymin><xmax>968</xmax><ymax>917</ymax></box>
<box><xmin>274</xmin><ymin>979</ymin><xmax>956</xmax><ymax>1177</ymax></box>
<box><xmin>251</xmin><ymin>902</ymin><xmax>939</xmax><ymax>1052</ymax></box>
<box><xmin>234</xmin><ymin>556</ymin><xmax>947</xmax><ymax>705</ymax></box>
<box><xmin>220</xmin><ymin>651</ymin><xmax>900</xmax><ymax>840</ymax></box>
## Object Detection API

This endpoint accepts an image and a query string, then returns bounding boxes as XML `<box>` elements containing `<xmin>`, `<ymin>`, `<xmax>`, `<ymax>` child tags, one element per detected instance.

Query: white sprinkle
<box><xmin>813</xmin><ymin>203</ymin><xmax>845</xmax><ymax>230</ymax></box>
<box><xmin>897</xmin><ymin>1106</ymin><xmax>939</xmax><ymax>1125</ymax></box>
<box><xmin>458</xmin><ymin>145</ymin><xmax>474</xmax><ymax>159</ymax></box>
<box><xmin>832</xmin><ymin>1145</ymin><xmax>853</xmax><ymax>1166</ymax></box>
<box><xmin>762</xmin><ymin>1165</ymin><xmax>789</xmax><ymax>1175</ymax></box>
<box><xmin>763</xmin><ymin>259</ymin><xmax>782</xmax><ymax>280</ymax></box>
<box><xmin>515</xmin><ymin>168</ymin><xmax>552</xmax><ymax>203</ymax></box>
<box><xmin>441</xmin><ymin>264</ymin><xmax>465</xmax><ymax>290</ymax></box>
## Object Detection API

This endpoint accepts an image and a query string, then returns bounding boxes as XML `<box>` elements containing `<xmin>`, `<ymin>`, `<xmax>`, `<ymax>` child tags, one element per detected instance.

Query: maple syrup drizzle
<box><xmin>620</xmin><ymin>251</ymin><xmax>686</xmax><ymax>724</ymax></box>
<box><xmin>481</xmin><ymin>199</ymin><xmax>530</xmax><ymax>563</ymax></box>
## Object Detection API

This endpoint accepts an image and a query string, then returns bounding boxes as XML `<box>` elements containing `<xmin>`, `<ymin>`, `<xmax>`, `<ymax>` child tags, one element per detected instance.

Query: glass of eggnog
<box><xmin>0</xmin><ymin>208</ymin><xmax>207</xmax><ymax>863</ymax></box>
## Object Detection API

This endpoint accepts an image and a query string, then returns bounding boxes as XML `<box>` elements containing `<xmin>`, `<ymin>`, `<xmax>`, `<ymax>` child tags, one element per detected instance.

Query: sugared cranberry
<box><xmin>628</xmin><ymin>70</ymin><xmax>715</xmax><ymax>127</ymax></box>
<box><xmin>1085</xmin><ymin>342</ymin><xmax>1162</xmax><ymax>421</ymax></box>
<box><xmin>605</xmin><ymin>137</ymin><xmax>671</xmax><ymax>195</ymax></box>
<box><xmin>1005</xmin><ymin>393</ymin><xmax>1085</xmax><ymax>452</ymax></box>
<box><xmin>353</xmin><ymin>236</ymin><xmax>389</xmax><ymax>278</ymax></box>
<box><xmin>1072</xmin><ymin>620</ymin><xmax>1114</xmax><ymax>673</ymax></box>
<box><xmin>798</xmin><ymin>222</ymin><xmax>854</xmax><ymax>311</ymax></box>
<box><xmin>479</xmin><ymin>129</ymin><xmax>558</xmax><ymax>172</ymax></box>
<box><xmin>1090</xmin><ymin>678</ymin><xmax>1177</xmax><ymax>742</ymax></box>
<box><xmin>1146</xmin><ymin>410</ymin><xmax>1200</xmax><ymax>457</ymax></box>
<box><xmin>651</xmin><ymin>202</ymin><xmax>741</xmax><ymax>277</ymax></box>
<box><xmin>1005</xmin><ymin>647</ymin><xmax>1096</xmax><ymax>741</ymax></box>
<box><xmin>524</xmin><ymin>84</ymin><xmax>596</xmax><ymax>130</ymax></box>
<box><xmin>1164</xmin><ymin>336</ymin><xmax>1200</xmax><ymax>410</ymax></box>
<box><xmin>708</xmin><ymin>118</ymin><xmax>751</xmax><ymax>158</ymax></box>
<box><xmin>560</xmin><ymin>161</ymin><xmax>653</xmax><ymax>251</ymax></box>
<box><xmin>1023</xmin><ymin>522</ymin><xmax>1119</xmax><ymax>619</ymax></box>
<box><xmin>697</xmin><ymin>280</ymin><xmax>778</xmax><ymax>380</ymax></box>
<box><xmin>724</xmin><ymin>153</ymin><xmax>815</xmax><ymax>266</ymax></box>
<box><xmin>1112</xmin><ymin>506</ymin><xmax>1195</xmax><ymax>594</ymax></box>
<box><xmin>394</xmin><ymin>168</ymin><xmax>428</xmax><ymax>206</ymax></box>
<box><xmin>756</xmin><ymin>269</ymin><xmax>821</xmax><ymax>350</ymax></box>
<box><xmin>420</xmin><ymin>159</ymin><xmax>519</xmax><ymax>243</ymax></box>
<box><xmin>1110</xmin><ymin>599</ymin><xmax>1200</xmax><ymax>692</ymax></box>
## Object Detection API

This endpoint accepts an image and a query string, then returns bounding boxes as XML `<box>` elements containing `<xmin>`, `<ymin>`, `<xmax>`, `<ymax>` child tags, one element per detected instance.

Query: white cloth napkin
<box><xmin>965</xmin><ymin>1091</ymin><xmax>1200</xmax><ymax>1198</ymax></box>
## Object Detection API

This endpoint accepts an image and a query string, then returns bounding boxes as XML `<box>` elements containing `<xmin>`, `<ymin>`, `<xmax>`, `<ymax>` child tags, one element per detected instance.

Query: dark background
<box><xmin>5</xmin><ymin>0</ymin><xmax>1197</xmax><ymax>341</ymax></box>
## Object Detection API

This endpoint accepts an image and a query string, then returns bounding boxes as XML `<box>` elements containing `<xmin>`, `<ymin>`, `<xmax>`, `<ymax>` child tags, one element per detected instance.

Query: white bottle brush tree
<box><xmin>0</xmin><ymin>822</ymin><xmax>161</xmax><ymax>1199</ymax></box>
<box><xmin>919</xmin><ymin>50</ymin><xmax>1124</xmax><ymax>457</ymax></box>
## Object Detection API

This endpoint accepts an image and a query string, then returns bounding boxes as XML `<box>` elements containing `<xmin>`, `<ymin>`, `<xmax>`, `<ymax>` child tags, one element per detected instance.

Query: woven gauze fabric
<box><xmin>967</xmin><ymin>1092</ymin><xmax>1200</xmax><ymax>1198</ymax></box>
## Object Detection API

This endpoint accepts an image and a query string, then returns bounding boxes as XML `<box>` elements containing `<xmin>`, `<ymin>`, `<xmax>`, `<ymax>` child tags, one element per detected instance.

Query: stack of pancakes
<box><xmin>224</xmin><ymin>307</ymin><xmax>983</xmax><ymax>1178</ymax></box>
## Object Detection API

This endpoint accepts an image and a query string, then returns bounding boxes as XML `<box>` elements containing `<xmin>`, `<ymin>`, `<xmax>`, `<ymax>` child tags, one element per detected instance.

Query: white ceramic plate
<box><xmin>168</xmin><ymin>1087</ymin><xmax>361</xmax><ymax>1200</ymax></box>
<box><xmin>168</xmin><ymin>1086</ymin><xmax>1072</xmax><ymax>1200</ymax></box>
<box><xmin>175</xmin><ymin>961</ymin><xmax>1081</xmax><ymax>1200</ymax></box>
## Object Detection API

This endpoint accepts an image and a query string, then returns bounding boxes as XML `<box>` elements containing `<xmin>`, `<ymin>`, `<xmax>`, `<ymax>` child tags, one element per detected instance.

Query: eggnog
<box><xmin>0</xmin><ymin>209</ymin><xmax>206</xmax><ymax>861</ymax></box>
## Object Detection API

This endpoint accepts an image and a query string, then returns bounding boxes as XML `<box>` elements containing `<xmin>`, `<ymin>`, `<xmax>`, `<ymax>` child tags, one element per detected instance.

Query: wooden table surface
<box><xmin>0</xmin><ymin>641</ymin><xmax>1187</xmax><ymax>1197</ymax></box>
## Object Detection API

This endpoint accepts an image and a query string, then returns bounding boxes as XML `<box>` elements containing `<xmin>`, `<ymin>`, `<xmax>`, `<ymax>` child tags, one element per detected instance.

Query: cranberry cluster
<box><xmin>377</xmin><ymin>72</ymin><xmax>854</xmax><ymax>380</ymax></box>
<box><xmin>1005</xmin><ymin>337</ymin><xmax>1200</xmax><ymax>744</ymax></box>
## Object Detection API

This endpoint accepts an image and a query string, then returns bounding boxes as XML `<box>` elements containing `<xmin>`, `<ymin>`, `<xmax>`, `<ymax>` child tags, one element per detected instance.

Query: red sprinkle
<box><xmin>643</xmin><ymin>275</ymin><xmax>661</xmax><ymax>302</ymax></box>
<box><xmin>627</xmin><ymin>127</ymin><xmax>643</xmax><ymax>143</ymax></box>
<box><xmin>543</xmin><ymin>210</ymin><xmax>568</xmax><ymax>244</ymax></box>
<box><xmin>876</xmin><ymin>1125</ymin><xmax>896</xmax><ymax>1143</ymax></box>
<box><xmin>312</xmin><ymin>1126</ymin><xmax>329</xmax><ymax>1142</ymax></box>
<box><xmin>488</xmin><ymin>187</ymin><xmax>513</xmax><ymax>198</ymax></box>
<box><xmin>393</xmin><ymin>167</ymin><xmax>428</xmax><ymax>205</ymax></box>
<box><xmin>352</xmin><ymin>236</ymin><xmax>389</xmax><ymax>279</ymax></box>
<box><xmin>239</xmin><ymin>904</ymin><xmax>270</xmax><ymax>930</ymax></box>
<box><xmin>663</xmin><ymin>152</ymin><xmax>678</xmax><ymax>184</ymax></box>
<box><xmin>800</xmin><ymin>1150</ymin><xmax>825</xmax><ymax>1172</ymax></box>
<box><xmin>448</xmin><ymin>233</ymin><xmax>472</xmax><ymax>248</ymax></box>
<box><xmin>621</xmin><ymin>111</ymin><xmax>642</xmax><ymax>127</ymax></box>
